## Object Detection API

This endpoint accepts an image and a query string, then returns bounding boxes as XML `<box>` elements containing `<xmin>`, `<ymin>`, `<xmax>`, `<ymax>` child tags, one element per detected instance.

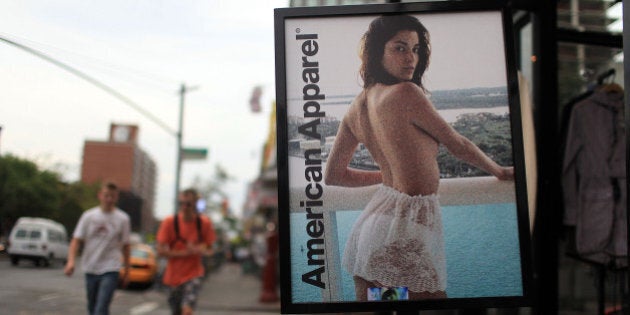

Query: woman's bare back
<box><xmin>326</xmin><ymin>82</ymin><xmax>512</xmax><ymax>193</ymax></box>
<box><xmin>344</xmin><ymin>83</ymin><xmax>442</xmax><ymax>196</ymax></box>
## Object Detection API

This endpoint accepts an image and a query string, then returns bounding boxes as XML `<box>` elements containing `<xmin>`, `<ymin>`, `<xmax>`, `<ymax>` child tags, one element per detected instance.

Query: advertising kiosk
<box><xmin>275</xmin><ymin>1</ymin><xmax>535</xmax><ymax>313</ymax></box>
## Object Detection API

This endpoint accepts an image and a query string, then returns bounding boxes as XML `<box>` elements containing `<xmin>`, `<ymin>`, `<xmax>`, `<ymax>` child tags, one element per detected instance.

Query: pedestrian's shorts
<box><xmin>168</xmin><ymin>277</ymin><xmax>203</xmax><ymax>313</ymax></box>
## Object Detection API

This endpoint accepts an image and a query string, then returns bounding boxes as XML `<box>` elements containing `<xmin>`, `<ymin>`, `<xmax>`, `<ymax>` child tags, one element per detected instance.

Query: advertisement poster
<box><xmin>275</xmin><ymin>2</ymin><xmax>532</xmax><ymax>313</ymax></box>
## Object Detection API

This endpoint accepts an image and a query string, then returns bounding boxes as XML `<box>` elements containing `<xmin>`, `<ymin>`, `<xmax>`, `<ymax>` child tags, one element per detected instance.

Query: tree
<box><xmin>54</xmin><ymin>181</ymin><xmax>99</xmax><ymax>234</ymax></box>
<box><xmin>0</xmin><ymin>154</ymin><xmax>98</xmax><ymax>236</ymax></box>
<box><xmin>437</xmin><ymin>113</ymin><xmax>513</xmax><ymax>178</ymax></box>
<box><xmin>191</xmin><ymin>163</ymin><xmax>233</xmax><ymax>205</ymax></box>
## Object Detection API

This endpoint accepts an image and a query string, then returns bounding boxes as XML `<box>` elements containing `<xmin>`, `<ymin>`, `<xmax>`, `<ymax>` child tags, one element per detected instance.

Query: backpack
<box><xmin>171</xmin><ymin>214</ymin><xmax>203</xmax><ymax>246</ymax></box>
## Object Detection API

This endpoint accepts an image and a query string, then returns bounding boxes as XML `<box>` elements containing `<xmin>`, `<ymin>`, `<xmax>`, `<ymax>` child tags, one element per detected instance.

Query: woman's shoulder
<box><xmin>383</xmin><ymin>82</ymin><xmax>424</xmax><ymax>98</ymax></box>
<box><xmin>371</xmin><ymin>82</ymin><xmax>429</xmax><ymax>109</ymax></box>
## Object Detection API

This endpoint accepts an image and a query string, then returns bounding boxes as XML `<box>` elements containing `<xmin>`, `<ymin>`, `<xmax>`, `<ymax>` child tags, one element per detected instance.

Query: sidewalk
<box><xmin>195</xmin><ymin>261</ymin><xmax>280</xmax><ymax>314</ymax></box>
<box><xmin>149</xmin><ymin>261</ymin><xmax>281</xmax><ymax>315</ymax></box>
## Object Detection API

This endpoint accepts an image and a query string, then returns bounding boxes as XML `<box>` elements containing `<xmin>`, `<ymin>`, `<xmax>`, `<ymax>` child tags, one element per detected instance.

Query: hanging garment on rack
<box><xmin>562</xmin><ymin>89</ymin><xmax>627</xmax><ymax>265</ymax></box>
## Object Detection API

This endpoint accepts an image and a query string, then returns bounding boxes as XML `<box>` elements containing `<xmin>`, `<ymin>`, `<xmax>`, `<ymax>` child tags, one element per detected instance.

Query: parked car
<box><xmin>7</xmin><ymin>217</ymin><xmax>69</xmax><ymax>267</ymax></box>
<box><xmin>121</xmin><ymin>243</ymin><xmax>158</xmax><ymax>288</ymax></box>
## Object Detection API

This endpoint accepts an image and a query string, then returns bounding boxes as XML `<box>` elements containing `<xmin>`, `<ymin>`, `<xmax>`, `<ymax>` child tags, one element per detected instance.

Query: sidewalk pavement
<box><xmin>196</xmin><ymin>261</ymin><xmax>281</xmax><ymax>314</ymax></box>
<box><xmin>151</xmin><ymin>261</ymin><xmax>281</xmax><ymax>315</ymax></box>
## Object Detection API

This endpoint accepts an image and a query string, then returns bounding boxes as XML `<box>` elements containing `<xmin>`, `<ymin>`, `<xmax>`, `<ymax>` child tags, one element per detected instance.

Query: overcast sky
<box><xmin>0</xmin><ymin>1</ymin><xmax>622</xmax><ymax>220</ymax></box>
<box><xmin>0</xmin><ymin>1</ymin><xmax>288</xmax><ymax>219</ymax></box>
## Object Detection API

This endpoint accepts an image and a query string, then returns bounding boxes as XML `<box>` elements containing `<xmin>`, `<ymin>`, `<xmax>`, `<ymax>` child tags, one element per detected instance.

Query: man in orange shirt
<box><xmin>157</xmin><ymin>188</ymin><xmax>216</xmax><ymax>315</ymax></box>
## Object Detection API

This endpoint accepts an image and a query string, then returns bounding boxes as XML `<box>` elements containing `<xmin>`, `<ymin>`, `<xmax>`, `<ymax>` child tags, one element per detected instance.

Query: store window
<box><xmin>556</xmin><ymin>1</ymin><xmax>625</xmax><ymax>315</ymax></box>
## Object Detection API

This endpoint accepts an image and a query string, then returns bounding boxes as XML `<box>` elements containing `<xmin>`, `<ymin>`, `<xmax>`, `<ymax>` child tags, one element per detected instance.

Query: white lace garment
<box><xmin>342</xmin><ymin>185</ymin><xmax>447</xmax><ymax>293</ymax></box>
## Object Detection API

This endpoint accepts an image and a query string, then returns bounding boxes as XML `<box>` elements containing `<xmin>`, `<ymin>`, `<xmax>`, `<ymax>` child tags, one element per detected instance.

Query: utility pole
<box><xmin>1</xmin><ymin>35</ymin><xmax>202</xmax><ymax>218</ymax></box>
<box><xmin>174</xmin><ymin>83</ymin><xmax>198</xmax><ymax>211</ymax></box>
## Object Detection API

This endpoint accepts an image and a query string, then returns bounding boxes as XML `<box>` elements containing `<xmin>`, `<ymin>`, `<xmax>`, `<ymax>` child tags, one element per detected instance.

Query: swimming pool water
<box><xmin>289</xmin><ymin>203</ymin><xmax>523</xmax><ymax>302</ymax></box>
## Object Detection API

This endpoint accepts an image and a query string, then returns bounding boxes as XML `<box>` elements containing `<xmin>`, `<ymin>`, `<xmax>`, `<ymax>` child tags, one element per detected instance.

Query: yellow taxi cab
<box><xmin>120</xmin><ymin>243</ymin><xmax>158</xmax><ymax>288</ymax></box>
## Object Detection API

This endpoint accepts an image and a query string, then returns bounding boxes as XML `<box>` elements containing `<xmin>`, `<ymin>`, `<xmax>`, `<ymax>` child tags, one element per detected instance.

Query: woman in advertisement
<box><xmin>324</xmin><ymin>15</ymin><xmax>514</xmax><ymax>301</ymax></box>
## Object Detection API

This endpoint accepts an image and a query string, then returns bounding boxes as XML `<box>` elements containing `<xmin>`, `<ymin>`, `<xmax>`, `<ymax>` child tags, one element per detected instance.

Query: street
<box><xmin>0</xmin><ymin>254</ymin><xmax>165</xmax><ymax>314</ymax></box>
<box><xmin>0</xmin><ymin>253</ymin><xmax>282</xmax><ymax>315</ymax></box>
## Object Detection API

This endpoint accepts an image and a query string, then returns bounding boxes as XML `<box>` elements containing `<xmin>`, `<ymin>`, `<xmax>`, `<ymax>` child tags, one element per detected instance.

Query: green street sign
<box><xmin>182</xmin><ymin>147</ymin><xmax>208</xmax><ymax>161</ymax></box>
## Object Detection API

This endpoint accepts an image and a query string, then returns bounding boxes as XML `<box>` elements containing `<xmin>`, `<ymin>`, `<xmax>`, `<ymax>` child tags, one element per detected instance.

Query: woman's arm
<box><xmin>394</xmin><ymin>83</ymin><xmax>513</xmax><ymax>180</ymax></box>
<box><xmin>436</xmin><ymin>132</ymin><xmax>513</xmax><ymax>180</ymax></box>
<box><xmin>324</xmin><ymin>118</ymin><xmax>382</xmax><ymax>187</ymax></box>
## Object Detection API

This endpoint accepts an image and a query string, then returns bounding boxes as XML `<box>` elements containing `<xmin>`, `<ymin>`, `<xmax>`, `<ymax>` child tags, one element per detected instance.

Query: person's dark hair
<box><xmin>102</xmin><ymin>181</ymin><xmax>118</xmax><ymax>191</ymax></box>
<box><xmin>181</xmin><ymin>188</ymin><xmax>199</xmax><ymax>200</ymax></box>
<box><xmin>360</xmin><ymin>15</ymin><xmax>430</xmax><ymax>91</ymax></box>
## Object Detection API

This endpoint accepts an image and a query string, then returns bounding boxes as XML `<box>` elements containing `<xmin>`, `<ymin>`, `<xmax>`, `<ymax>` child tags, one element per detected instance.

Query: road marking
<box><xmin>39</xmin><ymin>293</ymin><xmax>63</xmax><ymax>302</ymax></box>
<box><xmin>130</xmin><ymin>302</ymin><xmax>159</xmax><ymax>315</ymax></box>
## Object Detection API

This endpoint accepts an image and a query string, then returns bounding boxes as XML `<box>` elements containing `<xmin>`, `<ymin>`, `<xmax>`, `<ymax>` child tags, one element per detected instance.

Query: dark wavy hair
<box><xmin>181</xmin><ymin>188</ymin><xmax>199</xmax><ymax>200</ymax></box>
<box><xmin>360</xmin><ymin>15</ymin><xmax>430</xmax><ymax>91</ymax></box>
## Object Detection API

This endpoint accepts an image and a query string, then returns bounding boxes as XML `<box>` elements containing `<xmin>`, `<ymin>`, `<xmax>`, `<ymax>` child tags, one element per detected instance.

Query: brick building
<box><xmin>81</xmin><ymin>123</ymin><xmax>157</xmax><ymax>234</ymax></box>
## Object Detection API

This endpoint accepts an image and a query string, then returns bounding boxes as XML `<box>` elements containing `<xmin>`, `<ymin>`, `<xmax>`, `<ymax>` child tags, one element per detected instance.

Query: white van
<box><xmin>7</xmin><ymin>217</ymin><xmax>69</xmax><ymax>267</ymax></box>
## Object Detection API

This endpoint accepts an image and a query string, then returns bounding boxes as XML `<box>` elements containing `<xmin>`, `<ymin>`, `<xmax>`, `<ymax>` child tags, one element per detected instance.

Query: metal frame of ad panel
<box><xmin>275</xmin><ymin>1</ymin><xmax>533</xmax><ymax>313</ymax></box>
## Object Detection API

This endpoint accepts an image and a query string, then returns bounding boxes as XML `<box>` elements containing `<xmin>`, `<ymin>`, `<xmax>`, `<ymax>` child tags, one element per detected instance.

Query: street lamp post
<box><xmin>175</xmin><ymin>83</ymin><xmax>198</xmax><ymax>211</ymax></box>
<box><xmin>1</xmin><ymin>35</ymin><xmax>204</xmax><ymax>217</ymax></box>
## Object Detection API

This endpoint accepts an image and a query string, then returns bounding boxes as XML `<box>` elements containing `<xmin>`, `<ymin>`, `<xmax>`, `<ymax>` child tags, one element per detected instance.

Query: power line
<box><xmin>0</xmin><ymin>35</ymin><xmax>176</xmax><ymax>136</ymax></box>
<box><xmin>0</xmin><ymin>32</ymin><xmax>180</xmax><ymax>91</ymax></box>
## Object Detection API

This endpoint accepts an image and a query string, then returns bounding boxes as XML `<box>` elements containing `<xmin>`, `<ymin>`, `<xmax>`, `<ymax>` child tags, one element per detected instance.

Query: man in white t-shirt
<box><xmin>64</xmin><ymin>182</ymin><xmax>131</xmax><ymax>315</ymax></box>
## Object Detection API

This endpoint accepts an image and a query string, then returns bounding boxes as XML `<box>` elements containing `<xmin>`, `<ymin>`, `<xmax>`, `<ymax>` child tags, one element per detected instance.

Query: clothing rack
<box><xmin>596</xmin><ymin>68</ymin><xmax>616</xmax><ymax>85</ymax></box>
<box><xmin>560</xmin><ymin>68</ymin><xmax>628</xmax><ymax>315</ymax></box>
<box><xmin>559</xmin><ymin>69</ymin><xmax>616</xmax><ymax>166</ymax></box>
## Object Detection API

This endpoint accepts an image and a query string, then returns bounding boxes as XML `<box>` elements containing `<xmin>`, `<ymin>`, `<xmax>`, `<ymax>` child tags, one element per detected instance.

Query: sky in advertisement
<box><xmin>284</xmin><ymin>10</ymin><xmax>510</xmax><ymax>187</ymax></box>
<box><xmin>0</xmin><ymin>1</ymin><xmax>288</xmax><ymax>219</ymax></box>
<box><xmin>284</xmin><ymin>11</ymin><xmax>508</xmax><ymax>120</ymax></box>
